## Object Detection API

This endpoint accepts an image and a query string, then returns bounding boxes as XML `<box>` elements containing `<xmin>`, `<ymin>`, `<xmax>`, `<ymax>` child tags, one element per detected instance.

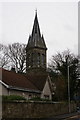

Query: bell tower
<box><xmin>26</xmin><ymin>11</ymin><xmax>47</xmax><ymax>72</ymax></box>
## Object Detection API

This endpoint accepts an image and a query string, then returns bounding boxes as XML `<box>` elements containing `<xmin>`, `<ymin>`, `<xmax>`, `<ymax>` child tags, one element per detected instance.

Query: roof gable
<box><xmin>42</xmin><ymin>78</ymin><xmax>51</xmax><ymax>95</ymax></box>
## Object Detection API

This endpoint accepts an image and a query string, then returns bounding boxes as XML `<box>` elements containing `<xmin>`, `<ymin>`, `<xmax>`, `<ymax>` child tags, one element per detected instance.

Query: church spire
<box><xmin>32</xmin><ymin>10</ymin><xmax>41</xmax><ymax>37</ymax></box>
<box><xmin>26</xmin><ymin>11</ymin><xmax>47</xmax><ymax>72</ymax></box>
<box><xmin>27</xmin><ymin>11</ymin><xmax>47</xmax><ymax>49</ymax></box>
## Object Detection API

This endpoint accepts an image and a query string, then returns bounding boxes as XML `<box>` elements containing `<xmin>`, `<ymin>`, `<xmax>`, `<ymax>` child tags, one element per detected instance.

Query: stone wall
<box><xmin>2</xmin><ymin>101</ymin><xmax>76</xmax><ymax>118</ymax></box>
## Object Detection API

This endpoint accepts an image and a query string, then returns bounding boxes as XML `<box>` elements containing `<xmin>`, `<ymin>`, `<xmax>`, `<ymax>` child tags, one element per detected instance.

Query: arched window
<box><xmin>28</xmin><ymin>54</ymin><xmax>31</xmax><ymax>68</ymax></box>
<box><xmin>42</xmin><ymin>54</ymin><xmax>45</xmax><ymax>66</ymax></box>
<box><xmin>37</xmin><ymin>53</ymin><xmax>40</xmax><ymax>66</ymax></box>
<box><xmin>31</xmin><ymin>53</ymin><xmax>35</xmax><ymax>67</ymax></box>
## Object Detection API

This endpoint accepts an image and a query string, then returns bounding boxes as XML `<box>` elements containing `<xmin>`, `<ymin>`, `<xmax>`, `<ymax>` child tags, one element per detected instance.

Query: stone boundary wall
<box><xmin>2</xmin><ymin>101</ymin><xmax>76</xmax><ymax>118</ymax></box>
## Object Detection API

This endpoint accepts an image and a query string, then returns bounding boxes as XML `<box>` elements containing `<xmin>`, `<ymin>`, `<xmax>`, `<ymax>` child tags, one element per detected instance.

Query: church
<box><xmin>0</xmin><ymin>11</ymin><xmax>53</xmax><ymax>100</ymax></box>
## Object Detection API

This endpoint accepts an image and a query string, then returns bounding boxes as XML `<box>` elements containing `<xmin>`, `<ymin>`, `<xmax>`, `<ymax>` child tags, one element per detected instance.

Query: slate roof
<box><xmin>26</xmin><ymin>11</ymin><xmax>47</xmax><ymax>50</ymax></box>
<box><xmin>26</xmin><ymin>73</ymin><xmax>48</xmax><ymax>91</ymax></box>
<box><xmin>0</xmin><ymin>68</ymin><xmax>48</xmax><ymax>93</ymax></box>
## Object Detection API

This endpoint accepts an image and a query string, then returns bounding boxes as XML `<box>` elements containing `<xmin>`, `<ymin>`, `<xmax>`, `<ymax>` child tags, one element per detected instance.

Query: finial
<box><xmin>35</xmin><ymin>8</ymin><xmax>37</xmax><ymax>12</ymax></box>
<box><xmin>35</xmin><ymin>8</ymin><xmax>37</xmax><ymax>15</ymax></box>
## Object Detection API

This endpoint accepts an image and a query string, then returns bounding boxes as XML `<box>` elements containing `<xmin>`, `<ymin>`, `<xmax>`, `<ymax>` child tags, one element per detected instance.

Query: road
<box><xmin>1</xmin><ymin>113</ymin><xmax>80</xmax><ymax>120</ymax></box>
<box><xmin>50</xmin><ymin>112</ymin><xmax>80</xmax><ymax>120</ymax></box>
<box><xmin>64</xmin><ymin>115</ymin><xmax>80</xmax><ymax>120</ymax></box>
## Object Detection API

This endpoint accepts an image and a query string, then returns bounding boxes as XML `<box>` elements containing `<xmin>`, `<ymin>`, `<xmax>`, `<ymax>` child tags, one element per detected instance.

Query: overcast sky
<box><xmin>0</xmin><ymin>2</ymin><xmax>78</xmax><ymax>63</ymax></box>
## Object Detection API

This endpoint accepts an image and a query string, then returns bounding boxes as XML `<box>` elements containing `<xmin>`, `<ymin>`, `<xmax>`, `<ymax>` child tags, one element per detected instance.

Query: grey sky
<box><xmin>0</xmin><ymin>2</ymin><xmax>78</xmax><ymax>63</ymax></box>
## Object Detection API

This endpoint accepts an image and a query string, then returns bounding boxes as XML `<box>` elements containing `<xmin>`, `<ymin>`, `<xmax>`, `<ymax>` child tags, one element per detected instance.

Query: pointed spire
<box><xmin>35</xmin><ymin>9</ymin><xmax>38</xmax><ymax>22</ymax></box>
<box><xmin>35</xmin><ymin>9</ymin><xmax>37</xmax><ymax>16</ymax></box>
<box><xmin>42</xmin><ymin>34</ymin><xmax>44</xmax><ymax>39</ymax></box>
<box><xmin>32</xmin><ymin>10</ymin><xmax>41</xmax><ymax>37</ymax></box>
<box><xmin>41</xmin><ymin>34</ymin><xmax>46</xmax><ymax>48</ymax></box>
<box><xmin>27</xmin><ymin>11</ymin><xmax>47</xmax><ymax>50</ymax></box>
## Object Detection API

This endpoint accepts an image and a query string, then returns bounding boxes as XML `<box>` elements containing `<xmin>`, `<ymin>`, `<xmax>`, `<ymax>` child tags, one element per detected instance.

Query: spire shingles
<box><xmin>27</xmin><ymin>11</ymin><xmax>47</xmax><ymax>50</ymax></box>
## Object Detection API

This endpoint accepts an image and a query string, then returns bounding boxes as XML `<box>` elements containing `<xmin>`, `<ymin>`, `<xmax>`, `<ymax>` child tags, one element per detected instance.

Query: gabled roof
<box><xmin>0</xmin><ymin>68</ymin><xmax>39</xmax><ymax>92</ymax></box>
<box><xmin>0</xmin><ymin>68</ymin><xmax>48</xmax><ymax>93</ymax></box>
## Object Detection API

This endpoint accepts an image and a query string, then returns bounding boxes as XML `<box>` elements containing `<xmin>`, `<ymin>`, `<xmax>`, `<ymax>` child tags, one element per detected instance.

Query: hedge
<box><xmin>2</xmin><ymin>95</ymin><xmax>26</xmax><ymax>101</ymax></box>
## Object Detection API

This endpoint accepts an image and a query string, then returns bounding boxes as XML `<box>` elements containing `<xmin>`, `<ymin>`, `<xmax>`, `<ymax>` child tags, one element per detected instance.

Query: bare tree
<box><xmin>0</xmin><ymin>44</ymin><xmax>11</xmax><ymax>69</ymax></box>
<box><xmin>0</xmin><ymin>43</ymin><xmax>26</xmax><ymax>73</ymax></box>
<box><xmin>6</xmin><ymin>43</ymin><xmax>26</xmax><ymax>73</ymax></box>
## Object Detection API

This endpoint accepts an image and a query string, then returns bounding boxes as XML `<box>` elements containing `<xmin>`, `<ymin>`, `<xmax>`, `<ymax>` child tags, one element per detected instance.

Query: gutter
<box><xmin>0</xmin><ymin>80</ymin><xmax>9</xmax><ymax>88</ymax></box>
<box><xmin>0</xmin><ymin>80</ymin><xmax>41</xmax><ymax>94</ymax></box>
<box><xmin>9</xmin><ymin>86</ymin><xmax>41</xmax><ymax>93</ymax></box>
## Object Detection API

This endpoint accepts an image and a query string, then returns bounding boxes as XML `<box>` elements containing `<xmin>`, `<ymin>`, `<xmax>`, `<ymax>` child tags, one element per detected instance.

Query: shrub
<box><xmin>30</xmin><ymin>97</ymin><xmax>51</xmax><ymax>101</ymax></box>
<box><xmin>2</xmin><ymin>95</ymin><xmax>26</xmax><ymax>101</ymax></box>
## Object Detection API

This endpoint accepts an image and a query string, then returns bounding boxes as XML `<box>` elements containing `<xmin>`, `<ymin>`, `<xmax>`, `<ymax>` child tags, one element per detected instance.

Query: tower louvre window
<box><xmin>37</xmin><ymin>53</ymin><xmax>40</xmax><ymax>66</ymax></box>
<box><xmin>42</xmin><ymin>54</ymin><xmax>45</xmax><ymax>66</ymax></box>
<box><xmin>28</xmin><ymin>54</ymin><xmax>31</xmax><ymax>68</ymax></box>
<box><xmin>31</xmin><ymin>53</ymin><xmax>34</xmax><ymax>66</ymax></box>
